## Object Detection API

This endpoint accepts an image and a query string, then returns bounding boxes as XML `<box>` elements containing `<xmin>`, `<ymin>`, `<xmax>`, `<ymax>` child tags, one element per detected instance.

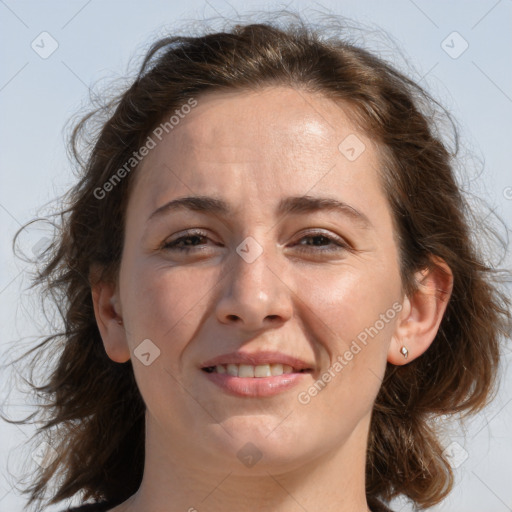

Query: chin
<box><xmin>199</xmin><ymin>418</ymin><xmax>317</xmax><ymax>472</ymax></box>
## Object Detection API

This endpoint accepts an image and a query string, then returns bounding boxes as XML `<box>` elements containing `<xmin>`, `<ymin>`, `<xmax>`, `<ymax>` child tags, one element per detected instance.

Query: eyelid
<box><xmin>161</xmin><ymin>228</ymin><xmax>212</xmax><ymax>248</ymax></box>
<box><xmin>162</xmin><ymin>228</ymin><xmax>353</xmax><ymax>254</ymax></box>
<box><xmin>293</xmin><ymin>228</ymin><xmax>349</xmax><ymax>245</ymax></box>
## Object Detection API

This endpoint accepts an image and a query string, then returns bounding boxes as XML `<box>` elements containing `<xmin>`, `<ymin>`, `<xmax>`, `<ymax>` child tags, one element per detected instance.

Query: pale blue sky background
<box><xmin>1</xmin><ymin>1</ymin><xmax>511</xmax><ymax>511</ymax></box>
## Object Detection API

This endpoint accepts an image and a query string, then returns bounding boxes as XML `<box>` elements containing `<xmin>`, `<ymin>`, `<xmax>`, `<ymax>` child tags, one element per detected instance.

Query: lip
<box><xmin>200</xmin><ymin>350</ymin><xmax>313</xmax><ymax>372</ymax></box>
<box><xmin>203</xmin><ymin>371</ymin><xmax>310</xmax><ymax>398</ymax></box>
<box><xmin>200</xmin><ymin>350</ymin><xmax>314</xmax><ymax>398</ymax></box>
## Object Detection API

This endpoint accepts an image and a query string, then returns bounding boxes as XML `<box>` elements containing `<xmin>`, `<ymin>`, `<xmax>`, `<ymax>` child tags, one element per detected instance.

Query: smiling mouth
<box><xmin>202</xmin><ymin>363</ymin><xmax>312</xmax><ymax>377</ymax></box>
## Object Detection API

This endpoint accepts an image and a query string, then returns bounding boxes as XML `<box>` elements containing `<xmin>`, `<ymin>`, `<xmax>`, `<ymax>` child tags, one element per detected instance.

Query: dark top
<box><xmin>369</xmin><ymin>497</ymin><xmax>395</xmax><ymax>512</ymax></box>
<box><xmin>63</xmin><ymin>497</ymin><xmax>394</xmax><ymax>511</ymax></box>
<box><xmin>63</xmin><ymin>501</ymin><xmax>114</xmax><ymax>511</ymax></box>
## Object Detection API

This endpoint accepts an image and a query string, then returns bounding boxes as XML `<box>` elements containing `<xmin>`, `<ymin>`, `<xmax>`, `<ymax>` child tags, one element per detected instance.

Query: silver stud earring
<box><xmin>400</xmin><ymin>346</ymin><xmax>409</xmax><ymax>359</ymax></box>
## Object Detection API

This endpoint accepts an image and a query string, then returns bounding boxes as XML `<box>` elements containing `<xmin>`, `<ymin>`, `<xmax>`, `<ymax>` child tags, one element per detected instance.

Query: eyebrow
<box><xmin>147</xmin><ymin>194</ymin><xmax>373</xmax><ymax>229</ymax></box>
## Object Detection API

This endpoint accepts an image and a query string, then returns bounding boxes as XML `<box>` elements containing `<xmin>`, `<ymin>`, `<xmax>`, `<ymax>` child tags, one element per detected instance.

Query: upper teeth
<box><xmin>213</xmin><ymin>363</ymin><xmax>297</xmax><ymax>377</ymax></box>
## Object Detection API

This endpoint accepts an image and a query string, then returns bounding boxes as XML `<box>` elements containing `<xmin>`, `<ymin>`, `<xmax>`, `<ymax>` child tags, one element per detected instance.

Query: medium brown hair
<box><xmin>6</xmin><ymin>11</ymin><xmax>511</xmax><ymax>511</ymax></box>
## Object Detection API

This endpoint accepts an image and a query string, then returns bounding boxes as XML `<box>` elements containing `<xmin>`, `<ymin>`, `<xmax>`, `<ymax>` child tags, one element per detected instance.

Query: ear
<box><xmin>90</xmin><ymin>264</ymin><xmax>131</xmax><ymax>363</ymax></box>
<box><xmin>388</xmin><ymin>256</ymin><xmax>453</xmax><ymax>365</ymax></box>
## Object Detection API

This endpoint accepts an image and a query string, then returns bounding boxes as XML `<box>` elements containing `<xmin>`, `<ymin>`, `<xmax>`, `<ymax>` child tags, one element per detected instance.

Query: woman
<box><xmin>8</xmin><ymin>12</ymin><xmax>511</xmax><ymax>512</ymax></box>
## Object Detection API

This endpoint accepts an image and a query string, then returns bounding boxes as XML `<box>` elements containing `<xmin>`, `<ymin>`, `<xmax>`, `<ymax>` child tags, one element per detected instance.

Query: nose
<box><xmin>215</xmin><ymin>240</ymin><xmax>293</xmax><ymax>332</ymax></box>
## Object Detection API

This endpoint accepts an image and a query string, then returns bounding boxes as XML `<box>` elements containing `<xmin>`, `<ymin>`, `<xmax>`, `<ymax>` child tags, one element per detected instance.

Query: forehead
<box><xmin>128</xmin><ymin>86</ymin><xmax>386</xmax><ymax>225</ymax></box>
<box><xmin>164</xmin><ymin>88</ymin><xmax>364</xmax><ymax>162</ymax></box>
<box><xmin>181</xmin><ymin>87</ymin><xmax>333</xmax><ymax>147</ymax></box>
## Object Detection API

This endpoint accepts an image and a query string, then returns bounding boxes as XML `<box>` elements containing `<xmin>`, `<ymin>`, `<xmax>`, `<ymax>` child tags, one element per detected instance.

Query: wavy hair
<box><xmin>4</xmin><ymin>10</ymin><xmax>511</xmax><ymax>512</ymax></box>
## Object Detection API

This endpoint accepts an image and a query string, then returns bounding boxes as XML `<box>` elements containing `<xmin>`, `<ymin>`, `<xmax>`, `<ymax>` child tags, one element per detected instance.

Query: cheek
<box><xmin>118</xmin><ymin>260</ymin><xmax>216</xmax><ymax>415</ymax></box>
<box><xmin>120</xmin><ymin>258</ymin><xmax>221</xmax><ymax>352</ymax></box>
<box><xmin>286</xmin><ymin>264</ymin><xmax>401</xmax><ymax>450</ymax></box>
<box><xmin>300</xmin><ymin>261</ymin><xmax>400</xmax><ymax>350</ymax></box>
<box><xmin>295</xmin><ymin>268</ymin><xmax>400</xmax><ymax>429</ymax></box>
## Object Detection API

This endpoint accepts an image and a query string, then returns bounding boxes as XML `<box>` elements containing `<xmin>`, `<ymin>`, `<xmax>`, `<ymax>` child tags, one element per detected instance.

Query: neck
<box><xmin>112</xmin><ymin>413</ymin><xmax>372</xmax><ymax>512</ymax></box>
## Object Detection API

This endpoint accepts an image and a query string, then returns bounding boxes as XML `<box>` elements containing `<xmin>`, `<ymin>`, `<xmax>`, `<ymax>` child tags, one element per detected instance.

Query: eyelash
<box><xmin>162</xmin><ymin>229</ymin><xmax>350</xmax><ymax>254</ymax></box>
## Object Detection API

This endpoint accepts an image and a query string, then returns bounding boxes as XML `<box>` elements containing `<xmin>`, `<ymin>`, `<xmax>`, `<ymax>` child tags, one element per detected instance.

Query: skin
<box><xmin>92</xmin><ymin>86</ymin><xmax>453</xmax><ymax>512</ymax></box>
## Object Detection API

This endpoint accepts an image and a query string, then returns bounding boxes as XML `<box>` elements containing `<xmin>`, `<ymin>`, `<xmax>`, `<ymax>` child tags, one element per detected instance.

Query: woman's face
<box><xmin>115</xmin><ymin>86</ymin><xmax>405</xmax><ymax>472</ymax></box>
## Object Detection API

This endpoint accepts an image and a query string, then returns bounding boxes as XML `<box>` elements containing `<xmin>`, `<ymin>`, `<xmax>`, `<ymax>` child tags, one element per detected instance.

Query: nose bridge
<box><xmin>215</xmin><ymin>231</ymin><xmax>292</xmax><ymax>329</ymax></box>
<box><xmin>234</xmin><ymin>234</ymin><xmax>272</xmax><ymax>297</ymax></box>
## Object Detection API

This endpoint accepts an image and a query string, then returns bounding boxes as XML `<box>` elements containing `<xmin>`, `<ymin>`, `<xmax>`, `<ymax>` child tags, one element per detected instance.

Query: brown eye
<box><xmin>163</xmin><ymin>230</ymin><xmax>212</xmax><ymax>253</ymax></box>
<box><xmin>293</xmin><ymin>232</ymin><xmax>349</xmax><ymax>254</ymax></box>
